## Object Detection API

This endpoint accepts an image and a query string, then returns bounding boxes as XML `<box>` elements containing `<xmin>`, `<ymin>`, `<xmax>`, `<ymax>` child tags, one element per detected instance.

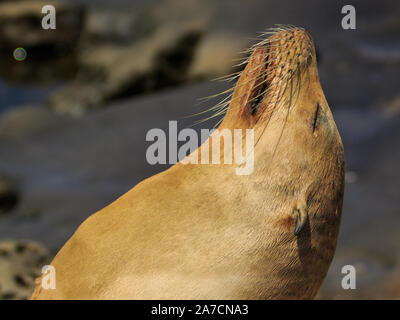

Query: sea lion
<box><xmin>31</xmin><ymin>25</ymin><xmax>345</xmax><ymax>300</ymax></box>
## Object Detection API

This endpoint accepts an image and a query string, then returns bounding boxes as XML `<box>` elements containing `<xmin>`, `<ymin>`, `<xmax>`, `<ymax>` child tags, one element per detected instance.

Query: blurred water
<box><xmin>0</xmin><ymin>80</ymin><xmax>59</xmax><ymax>114</ymax></box>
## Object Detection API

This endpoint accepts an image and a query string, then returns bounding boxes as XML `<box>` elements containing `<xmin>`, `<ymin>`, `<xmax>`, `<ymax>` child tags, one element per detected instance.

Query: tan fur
<box><xmin>31</xmin><ymin>26</ymin><xmax>344</xmax><ymax>300</ymax></box>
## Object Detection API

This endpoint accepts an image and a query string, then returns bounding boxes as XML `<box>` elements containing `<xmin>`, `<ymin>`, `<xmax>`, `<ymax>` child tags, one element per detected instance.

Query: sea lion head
<box><xmin>212</xmin><ymin>25</ymin><xmax>343</xmax><ymax>176</ymax></box>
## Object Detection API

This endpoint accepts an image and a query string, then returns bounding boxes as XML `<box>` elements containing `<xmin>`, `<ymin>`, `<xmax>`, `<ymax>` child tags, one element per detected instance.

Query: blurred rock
<box><xmin>0</xmin><ymin>240</ymin><xmax>50</xmax><ymax>300</ymax></box>
<box><xmin>48</xmin><ymin>0</ymin><xmax>245</xmax><ymax>115</ymax></box>
<box><xmin>188</xmin><ymin>32</ymin><xmax>247</xmax><ymax>79</ymax></box>
<box><xmin>0</xmin><ymin>176</ymin><xmax>19</xmax><ymax>215</ymax></box>
<box><xmin>0</xmin><ymin>1</ymin><xmax>84</xmax><ymax>84</ymax></box>
<box><xmin>86</xmin><ymin>8</ymin><xmax>158</xmax><ymax>45</ymax></box>
<box><xmin>0</xmin><ymin>1</ymin><xmax>85</xmax><ymax>52</ymax></box>
<box><xmin>0</xmin><ymin>53</ymin><xmax>79</xmax><ymax>85</ymax></box>
<box><xmin>48</xmin><ymin>28</ymin><xmax>205</xmax><ymax>115</ymax></box>
<box><xmin>382</xmin><ymin>95</ymin><xmax>400</xmax><ymax>115</ymax></box>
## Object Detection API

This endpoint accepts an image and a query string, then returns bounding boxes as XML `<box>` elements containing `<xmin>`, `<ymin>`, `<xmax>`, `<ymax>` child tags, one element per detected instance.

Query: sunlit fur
<box><xmin>31</xmin><ymin>26</ymin><xmax>344</xmax><ymax>300</ymax></box>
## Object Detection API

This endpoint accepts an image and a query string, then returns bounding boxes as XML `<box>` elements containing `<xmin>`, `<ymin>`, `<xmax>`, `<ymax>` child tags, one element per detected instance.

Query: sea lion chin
<box><xmin>31</xmin><ymin>26</ymin><xmax>345</xmax><ymax>300</ymax></box>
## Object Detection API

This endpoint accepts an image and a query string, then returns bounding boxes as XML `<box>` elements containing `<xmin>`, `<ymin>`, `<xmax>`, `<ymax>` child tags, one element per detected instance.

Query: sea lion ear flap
<box><xmin>224</xmin><ymin>46</ymin><xmax>268</xmax><ymax>122</ymax></box>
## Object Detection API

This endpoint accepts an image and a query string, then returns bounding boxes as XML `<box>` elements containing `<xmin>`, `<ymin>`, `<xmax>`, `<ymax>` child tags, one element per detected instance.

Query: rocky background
<box><xmin>0</xmin><ymin>0</ymin><xmax>399</xmax><ymax>299</ymax></box>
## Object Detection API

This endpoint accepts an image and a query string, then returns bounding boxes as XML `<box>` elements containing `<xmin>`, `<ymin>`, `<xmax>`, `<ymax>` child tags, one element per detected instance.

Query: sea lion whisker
<box><xmin>190</xmin><ymin>94</ymin><xmax>233</xmax><ymax>117</ymax></box>
<box><xmin>193</xmin><ymin>108</ymin><xmax>228</xmax><ymax>126</ymax></box>
<box><xmin>211</xmin><ymin>71</ymin><xmax>242</xmax><ymax>82</ymax></box>
<box><xmin>196</xmin><ymin>25</ymin><xmax>318</xmax><ymax>128</ymax></box>
<box><xmin>195</xmin><ymin>73</ymin><xmax>273</xmax><ymax>123</ymax></box>
<box><xmin>197</xmin><ymin>87</ymin><xmax>236</xmax><ymax>101</ymax></box>
<box><xmin>204</xmin><ymin>73</ymin><xmax>273</xmax><ymax>117</ymax></box>
<box><xmin>252</xmin><ymin>93</ymin><xmax>280</xmax><ymax>149</ymax></box>
<box><xmin>268</xmin><ymin>70</ymin><xmax>297</xmax><ymax>163</ymax></box>
<box><xmin>214</xmin><ymin>64</ymin><xmax>298</xmax><ymax>118</ymax></box>
<box><xmin>188</xmin><ymin>102</ymin><xmax>230</xmax><ymax>119</ymax></box>
<box><xmin>252</xmin><ymin>77</ymin><xmax>291</xmax><ymax>148</ymax></box>
<box><xmin>292</xmin><ymin>64</ymin><xmax>302</xmax><ymax>109</ymax></box>
<box><xmin>257</xmin><ymin>82</ymin><xmax>291</xmax><ymax>174</ymax></box>
<box><xmin>199</xmin><ymin>68</ymin><xmax>271</xmax><ymax>103</ymax></box>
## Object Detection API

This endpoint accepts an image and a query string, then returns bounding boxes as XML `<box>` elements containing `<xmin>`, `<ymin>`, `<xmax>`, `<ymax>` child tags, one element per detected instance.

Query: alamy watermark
<box><xmin>341</xmin><ymin>265</ymin><xmax>356</xmax><ymax>290</ymax></box>
<box><xmin>146</xmin><ymin>121</ymin><xmax>255</xmax><ymax>175</ymax></box>
<box><xmin>42</xmin><ymin>5</ymin><xmax>56</xmax><ymax>30</ymax></box>
<box><xmin>341</xmin><ymin>5</ymin><xmax>356</xmax><ymax>30</ymax></box>
<box><xmin>41</xmin><ymin>265</ymin><xmax>56</xmax><ymax>290</ymax></box>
